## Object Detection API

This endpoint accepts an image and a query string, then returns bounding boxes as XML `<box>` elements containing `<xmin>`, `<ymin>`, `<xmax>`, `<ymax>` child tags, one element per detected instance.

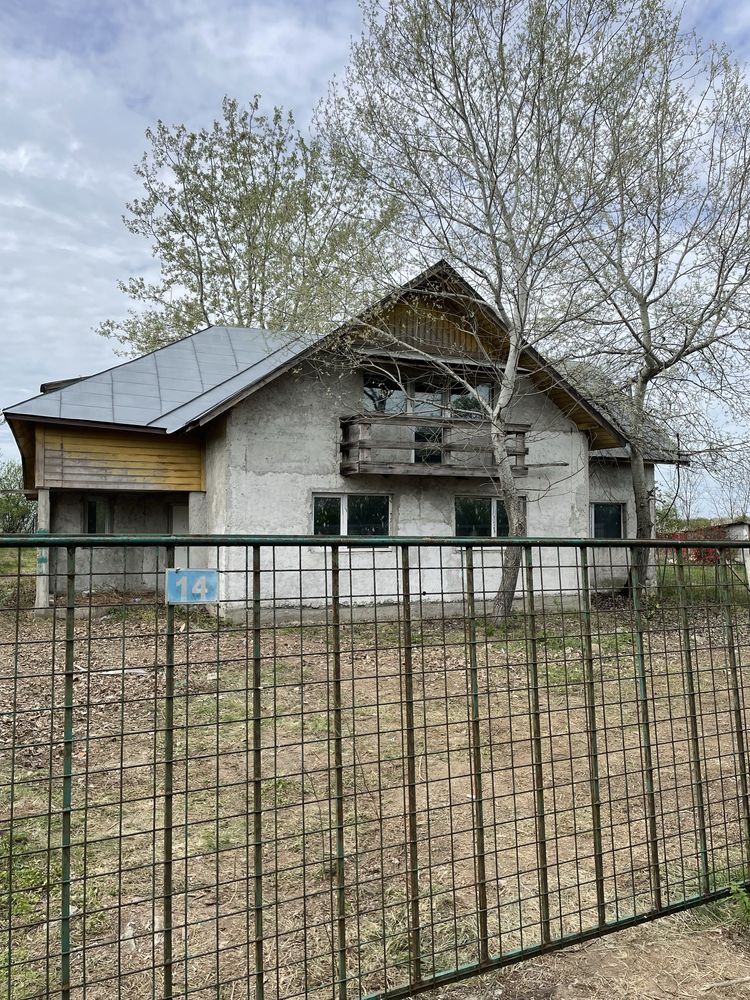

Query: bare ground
<box><xmin>2</xmin><ymin>593</ymin><xmax>750</xmax><ymax>999</ymax></box>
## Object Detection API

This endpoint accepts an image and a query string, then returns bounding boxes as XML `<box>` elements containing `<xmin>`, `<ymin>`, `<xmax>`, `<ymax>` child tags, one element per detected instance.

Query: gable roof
<box><xmin>4</xmin><ymin>326</ymin><xmax>322</xmax><ymax>434</ymax></box>
<box><xmin>5</xmin><ymin>261</ymin><xmax>665</xmax><ymax>457</ymax></box>
<box><xmin>349</xmin><ymin>260</ymin><xmax>628</xmax><ymax>451</ymax></box>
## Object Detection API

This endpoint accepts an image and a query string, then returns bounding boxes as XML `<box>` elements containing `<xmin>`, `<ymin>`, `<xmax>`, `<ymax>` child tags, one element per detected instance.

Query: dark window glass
<box><xmin>414</xmin><ymin>425</ymin><xmax>443</xmax><ymax>464</ymax></box>
<box><xmin>451</xmin><ymin>383</ymin><xmax>490</xmax><ymax>419</ymax></box>
<box><xmin>593</xmin><ymin>503</ymin><xmax>623</xmax><ymax>539</ymax></box>
<box><xmin>363</xmin><ymin>375</ymin><xmax>407</xmax><ymax>414</ymax></box>
<box><xmin>347</xmin><ymin>495</ymin><xmax>389</xmax><ymax>536</ymax></box>
<box><xmin>313</xmin><ymin>496</ymin><xmax>341</xmax><ymax>535</ymax></box>
<box><xmin>455</xmin><ymin>497</ymin><xmax>493</xmax><ymax>537</ymax></box>
<box><xmin>85</xmin><ymin>499</ymin><xmax>110</xmax><ymax>534</ymax></box>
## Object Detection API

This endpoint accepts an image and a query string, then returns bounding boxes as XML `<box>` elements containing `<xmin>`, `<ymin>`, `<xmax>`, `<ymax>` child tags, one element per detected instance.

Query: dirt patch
<box><xmin>2</xmin><ymin>601</ymin><xmax>750</xmax><ymax>999</ymax></box>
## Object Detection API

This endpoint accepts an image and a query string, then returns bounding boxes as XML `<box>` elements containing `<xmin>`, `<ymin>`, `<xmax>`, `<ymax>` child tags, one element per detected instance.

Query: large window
<box><xmin>313</xmin><ymin>494</ymin><xmax>391</xmax><ymax>537</ymax></box>
<box><xmin>363</xmin><ymin>374</ymin><xmax>491</xmax><ymax>419</ymax></box>
<box><xmin>84</xmin><ymin>497</ymin><xmax>112</xmax><ymax>534</ymax></box>
<box><xmin>455</xmin><ymin>496</ymin><xmax>515</xmax><ymax>537</ymax></box>
<box><xmin>591</xmin><ymin>502</ymin><xmax>624</xmax><ymax>539</ymax></box>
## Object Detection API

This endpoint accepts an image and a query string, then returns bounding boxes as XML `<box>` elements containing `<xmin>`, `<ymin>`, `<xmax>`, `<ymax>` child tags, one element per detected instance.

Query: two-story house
<box><xmin>4</xmin><ymin>262</ymin><xmax>669</xmax><ymax>608</ymax></box>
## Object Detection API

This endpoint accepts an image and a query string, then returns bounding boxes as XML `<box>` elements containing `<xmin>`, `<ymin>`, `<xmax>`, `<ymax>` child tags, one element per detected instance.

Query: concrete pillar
<box><xmin>35</xmin><ymin>488</ymin><xmax>50</xmax><ymax>610</ymax></box>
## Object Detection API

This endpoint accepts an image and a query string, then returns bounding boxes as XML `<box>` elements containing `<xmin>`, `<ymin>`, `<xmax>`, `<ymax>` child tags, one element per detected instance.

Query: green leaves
<box><xmin>98</xmin><ymin>96</ymin><xmax>393</xmax><ymax>354</ymax></box>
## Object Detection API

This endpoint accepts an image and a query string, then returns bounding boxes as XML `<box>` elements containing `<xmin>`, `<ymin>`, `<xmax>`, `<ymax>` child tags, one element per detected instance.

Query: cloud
<box><xmin>0</xmin><ymin>0</ymin><xmax>363</xmax><ymax>460</ymax></box>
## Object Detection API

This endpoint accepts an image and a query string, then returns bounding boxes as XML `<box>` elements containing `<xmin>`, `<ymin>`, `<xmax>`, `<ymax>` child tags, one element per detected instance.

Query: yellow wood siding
<box><xmin>35</xmin><ymin>427</ymin><xmax>204</xmax><ymax>492</ymax></box>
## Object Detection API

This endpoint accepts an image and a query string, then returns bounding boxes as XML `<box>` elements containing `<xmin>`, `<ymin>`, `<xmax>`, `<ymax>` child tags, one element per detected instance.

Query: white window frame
<box><xmin>590</xmin><ymin>502</ymin><xmax>625</xmax><ymax>539</ymax></box>
<box><xmin>312</xmin><ymin>493</ymin><xmax>392</xmax><ymax>537</ymax></box>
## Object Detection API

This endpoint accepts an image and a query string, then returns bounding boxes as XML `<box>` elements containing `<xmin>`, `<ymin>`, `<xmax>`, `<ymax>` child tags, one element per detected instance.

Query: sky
<box><xmin>0</xmin><ymin>0</ymin><xmax>748</xmax><ymax>472</ymax></box>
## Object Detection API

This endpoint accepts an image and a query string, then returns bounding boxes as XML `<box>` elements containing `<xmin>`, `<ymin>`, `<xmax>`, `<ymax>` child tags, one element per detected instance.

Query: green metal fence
<box><xmin>1</xmin><ymin>534</ymin><xmax>750</xmax><ymax>1000</ymax></box>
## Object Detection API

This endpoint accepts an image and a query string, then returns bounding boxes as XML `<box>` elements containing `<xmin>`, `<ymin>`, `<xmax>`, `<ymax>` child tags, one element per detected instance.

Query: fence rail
<box><xmin>2</xmin><ymin>535</ymin><xmax>750</xmax><ymax>999</ymax></box>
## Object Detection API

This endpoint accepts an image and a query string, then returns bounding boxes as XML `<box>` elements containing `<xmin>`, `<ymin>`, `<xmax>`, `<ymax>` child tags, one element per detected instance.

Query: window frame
<box><xmin>590</xmin><ymin>501</ymin><xmax>625</xmax><ymax>540</ymax></box>
<box><xmin>453</xmin><ymin>495</ymin><xmax>524</xmax><ymax>539</ymax></box>
<box><xmin>83</xmin><ymin>495</ymin><xmax>113</xmax><ymax>534</ymax></box>
<box><xmin>312</xmin><ymin>492</ymin><xmax>392</xmax><ymax>539</ymax></box>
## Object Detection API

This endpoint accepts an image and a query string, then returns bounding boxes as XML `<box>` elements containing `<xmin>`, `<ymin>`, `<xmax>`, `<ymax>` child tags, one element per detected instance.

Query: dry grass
<box><xmin>2</xmin><ymin>596</ymin><xmax>750</xmax><ymax>1000</ymax></box>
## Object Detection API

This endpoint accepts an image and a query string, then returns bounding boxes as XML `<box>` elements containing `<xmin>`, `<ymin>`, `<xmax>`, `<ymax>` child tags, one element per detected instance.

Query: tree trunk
<box><xmin>490</xmin><ymin>420</ymin><xmax>527</xmax><ymax>620</ymax></box>
<box><xmin>630</xmin><ymin>444</ymin><xmax>653</xmax><ymax>598</ymax></box>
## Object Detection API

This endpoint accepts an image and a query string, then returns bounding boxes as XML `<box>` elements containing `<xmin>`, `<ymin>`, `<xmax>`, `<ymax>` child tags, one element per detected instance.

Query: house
<box><xmin>4</xmin><ymin>262</ymin><xmax>672</xmax><ymax>609</ymax></box>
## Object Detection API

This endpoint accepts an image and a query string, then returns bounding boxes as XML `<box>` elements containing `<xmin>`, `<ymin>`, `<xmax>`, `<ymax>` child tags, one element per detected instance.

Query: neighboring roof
<box><xmin>4</xmin><ymin>326</ymin><xmax>321</xmax><ymax>434</ymax></box>
<box><xmin>558</xmin><ymin>362</ymin><xmax>683</xmax><ymax>464</ymax></box>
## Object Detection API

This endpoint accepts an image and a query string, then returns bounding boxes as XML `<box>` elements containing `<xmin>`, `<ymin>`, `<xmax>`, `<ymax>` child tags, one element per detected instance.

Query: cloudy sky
<box><xmin>0</xmin><ymin>0</ymin><xmax>748</xmax><ymax>462</ymax></box>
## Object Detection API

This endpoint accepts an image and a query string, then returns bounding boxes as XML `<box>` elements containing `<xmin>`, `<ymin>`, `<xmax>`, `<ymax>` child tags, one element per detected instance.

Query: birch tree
<box><xmin>322</xmin><ymin>0</ymin><xmax>657</xmax><ymax>613</ymax></box>
<box><xmin>559</xmin><ymin>12</ymin><xmax>750</xmax><ymax>582</ymax></box>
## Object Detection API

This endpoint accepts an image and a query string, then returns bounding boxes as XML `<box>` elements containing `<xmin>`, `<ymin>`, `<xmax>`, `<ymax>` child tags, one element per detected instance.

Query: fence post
<box><xmin>718</xmin><ymin>550</ymin><xmax>750</xmax><ymax>873</ymax></box>
<box><xmin>464</xmin><ymin>546</ymin><xmax>489</xmax><ymax>963</ymax></box>
<box><xmin>61</xmin><ymin>546</ymin><xmax>76</xmax><ymax>1000</ymax></box>
<box><xmin>330</xmin><ymin>546</ymin><xmax>347</xmax><ymax>1000</ymax></box>
<box><xmin>675</xmin><ymin>548</ymin><xmax>710</xmax><ymax>896</ymax></box>
<box><xmin>252</xmin><ymin>545</ymin><xmax>265</xmax><ymax>1000</ymax></box>
<box><xmin>400</xmin><ymin>545</ymin><xmax>422</xmax><ymax>982</ymax></box>
<box><xmin>579</xmin><ymin>546</ymin><xmax>606</xmax><ymax>926</ymax></box>
<box><xmin>522</xmin><ymin>544</ymin><xmax>551</xmax><ymax>945</ymax></box>
<box><xmin>629</xmin><ymin>547</ymin><xmax>662</xmax><ymax>912</ymax></box>
<box><xmin>163</xmin><ymin>545</ymin><xmax>175</xmax><ymax>1000</ymax></box>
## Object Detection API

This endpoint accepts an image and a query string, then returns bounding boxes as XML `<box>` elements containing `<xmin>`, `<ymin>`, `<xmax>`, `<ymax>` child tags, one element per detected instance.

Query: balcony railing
<box><xmin>340</xmin><ymin>414</ymin><xmax>528</xmax><ymax>477</ymax></box>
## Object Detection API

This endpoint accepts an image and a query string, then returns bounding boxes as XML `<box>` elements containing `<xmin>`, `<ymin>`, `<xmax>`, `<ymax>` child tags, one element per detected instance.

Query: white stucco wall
<box><xmin>588</xmin><ymin>458</ymin><xmax>656</xmax><ymax>589</ymax></box>
<box><xmin>205</xmin><ymin>365</ymin><xmax>593</xmax><ymax>608</ymax></box>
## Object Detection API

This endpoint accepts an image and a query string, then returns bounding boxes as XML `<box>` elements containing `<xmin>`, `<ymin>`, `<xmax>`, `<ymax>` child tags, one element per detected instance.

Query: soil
<box><xmin>2</xmin><ymin>596</ymin><xmax>750</xmax><ymax>1000</ymax></box>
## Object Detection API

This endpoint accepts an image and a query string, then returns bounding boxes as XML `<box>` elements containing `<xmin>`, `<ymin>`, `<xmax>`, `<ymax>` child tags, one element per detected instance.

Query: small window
<box><xmin>85</xmin><ymin>497</ymin><xmax>112</xmax><ymax>534</ymax></box>
<box><xmin>313</xmin><ymin>494</ymin><xmax>391</xmax><ymax>537</ymax></box>
<box><xmin>412</xmin><ymin>380</ymin><xmax>444</xmax><ymax>417</ymax></box>
<box><xmin>414</xmin><ymin>425</ymin><xmax>443</xmax><ymax>464</ymax></box>
<box><xmin>592</xmin><ymin>502</ymin><xmax>624</xmax><ymax>539</ymax></box>
<box><xmin>455</xmin><ymin>496</ymin><xmax>516</xmax><ymax>537</ymax></box>
<box><xmin>363</xmin><ymin>375</ymin><xmax>407</xmax><ymax>414</ymax></box>
<box><xmin>451</xmin><ymin>383</ymin><xmax>490</xmax><ymax>419</ymax></box>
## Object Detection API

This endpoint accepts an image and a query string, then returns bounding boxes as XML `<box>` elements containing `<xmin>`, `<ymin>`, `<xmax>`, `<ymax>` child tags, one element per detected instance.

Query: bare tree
<box><xmin>556</xmin><ymin>10</ymin><xmax>750</xmax><ymax>583</ymax></box>
<box><xmin>322</xmin><ymin>0</ymin><xmax>657</xmax><ymax>614</ymax></box>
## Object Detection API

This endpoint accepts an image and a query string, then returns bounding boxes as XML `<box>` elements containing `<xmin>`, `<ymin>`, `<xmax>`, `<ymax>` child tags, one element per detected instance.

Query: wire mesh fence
<box><xmin>1</xmin><ymin>534</ymin><xmax>750</xmax><ymax>1000</ymax></box>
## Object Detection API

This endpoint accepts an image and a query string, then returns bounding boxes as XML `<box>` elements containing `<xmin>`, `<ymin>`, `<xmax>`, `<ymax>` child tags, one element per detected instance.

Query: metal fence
<box><xmin>2</xmin><ymin>534</ymin><xmax>750</xmax><ymax>1000</ymax></box>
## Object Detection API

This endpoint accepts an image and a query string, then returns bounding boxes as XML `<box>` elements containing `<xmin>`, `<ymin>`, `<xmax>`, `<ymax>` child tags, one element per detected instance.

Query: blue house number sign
<box><xmin>166</xmin><ymin>568</ymin><xmax>219</xmax><ymax>604</ymax></box>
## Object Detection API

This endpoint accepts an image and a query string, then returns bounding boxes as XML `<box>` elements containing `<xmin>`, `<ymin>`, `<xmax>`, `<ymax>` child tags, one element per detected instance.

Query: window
<box><xmin>451</xmin><ymin>383</ymin><xmax>491</xmax><ymax>419</ymax></box>
<box><xmin>592</xmin><ymin>502</ymin><xmax>624</xmax><ymax>539</ymax></box>
<box><xmin>84</xmin><ymin>497</ymin><xmax>112</xmax><ymax>534</ymax></box>
<box><xmin>414</xmin><ymin>425</ymin><xmax>443</xmax><ymax>464</ymax></box>
<box><xmin>455</xmin><ymin>496</ymin><xmax>516</xmax><ymax>537</ymax></box>
<box><xmin>313</xmin><ymin>495</ymin><xmax>390</xmax><ymax>537</ymax></box>
<box><xmin>363</xmin><ymin>375</ymin><xmax>407</xmax><ymax>414</ymax></box>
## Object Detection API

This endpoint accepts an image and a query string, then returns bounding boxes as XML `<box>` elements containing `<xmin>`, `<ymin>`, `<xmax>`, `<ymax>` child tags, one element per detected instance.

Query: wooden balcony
<box><xmin>340</xmin><ymin>414</ymin><xmax>529</xmax><ymax>478</ymax></box>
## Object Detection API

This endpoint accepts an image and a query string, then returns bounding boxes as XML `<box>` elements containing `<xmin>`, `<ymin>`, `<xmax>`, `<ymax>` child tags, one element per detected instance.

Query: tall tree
<box><xmin>321</xmin><ymin>0</ymin><xmax>662</xmax><ymax>613</ymax></box>
<box><xmin>557</xmin><ymin>11</ymin><xmax>750</xmax><ymax>582</ymax></box>
<box><xmin>98</xmin><ymin>96</ymin><xmax>394</xmax><ymax>354</ymax></box>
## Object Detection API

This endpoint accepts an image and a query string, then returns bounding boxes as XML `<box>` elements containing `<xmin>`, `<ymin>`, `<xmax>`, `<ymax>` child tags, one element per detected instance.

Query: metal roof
<box><xmin>4</xmin><ymin>326</ymin><xmax>318</xmax><ymax>434</ymax></box>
